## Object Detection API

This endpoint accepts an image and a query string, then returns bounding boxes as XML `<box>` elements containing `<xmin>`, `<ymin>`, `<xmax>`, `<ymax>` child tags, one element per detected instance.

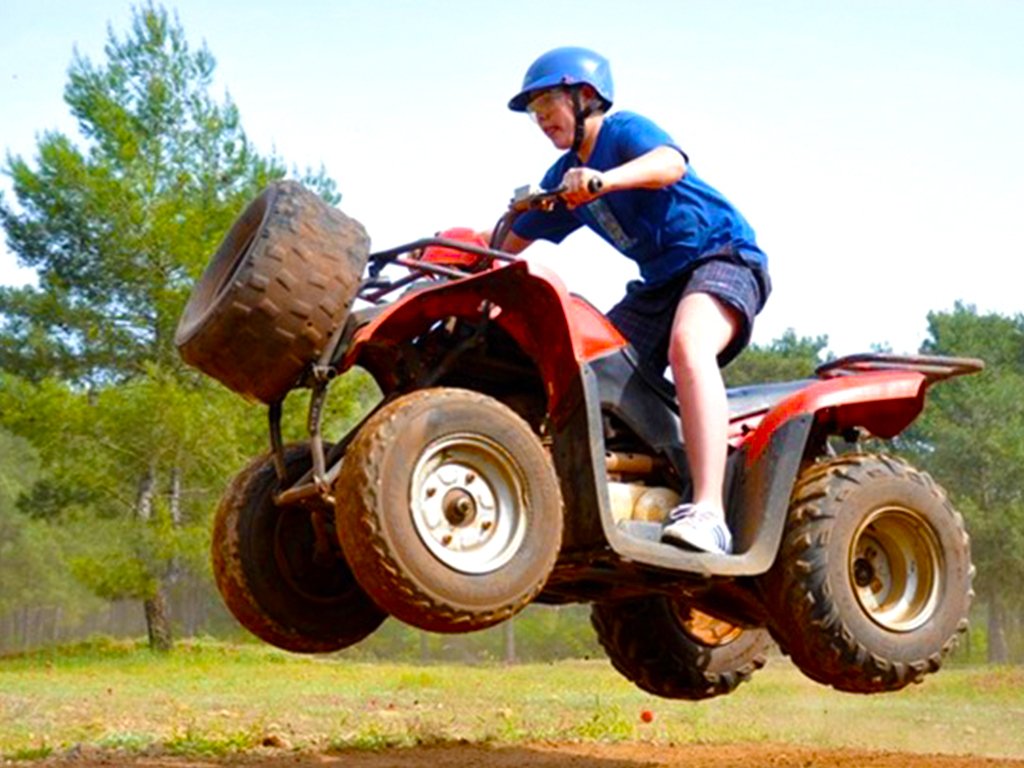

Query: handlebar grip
<box><xmin>587</xmin><ymin>177</ymin><xmax>604</xmax><ymax>195</ymax></box>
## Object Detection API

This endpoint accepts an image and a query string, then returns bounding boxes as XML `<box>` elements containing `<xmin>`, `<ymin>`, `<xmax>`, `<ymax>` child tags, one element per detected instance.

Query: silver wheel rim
<box><xmin>410</xmin><ymin>434</ymin><xmax>528</xmax><ymax>574</ymax></box>
<box><xmin>850</xmin><ymin>506</ymin><xmax>943</xmax><ymax>632</ymax></box>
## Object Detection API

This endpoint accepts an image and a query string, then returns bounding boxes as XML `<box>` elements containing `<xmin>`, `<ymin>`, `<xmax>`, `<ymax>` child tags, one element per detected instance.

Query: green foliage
<box><xmin>0</xmin><ymin>3</ymin><xmax>336</xmax><ymax>385</ymax></box>
<box><xmin>568</xmin><ymin>702</ymin><xmax>635</xmax><ymax>741</ymax></box>
<box><xmin>0</xmin><ymin>430</ymin><xmax>95</xmax><ymax>625</ymax></box>
<box><xmin>165</xmin><ymin>723</ymin><xmax>263</xmax><ymax>757</ymax></box>
<box><xmin>909</xmin><ymin>302</ymin><xmax>1024</xmax><ymax>617</ymax></box>
<box><xmin>0</xmin><ymin>4</ymin><xmax>367</xmax><ymax>648</ymax></box>
<box><xmin>0</xmin><ymin>365</ymin><xmax>268</xmax><ymax>602</ymax></box>
<box><xmin>0</xmin><ymin>430</ymin><xmax>39</xmax><ymax>509</ymax></box>
<box><xmin>725</xmin><ymin>329</ymin><xmax>830</xmax><ymax>387</ymax></box>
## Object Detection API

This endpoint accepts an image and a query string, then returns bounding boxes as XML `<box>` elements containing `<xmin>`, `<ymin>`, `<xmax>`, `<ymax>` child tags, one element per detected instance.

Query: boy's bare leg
<box><xmin>668</xmin><ymin>291</ymin><xmax>740</xmax><ymax>512</ymax></box>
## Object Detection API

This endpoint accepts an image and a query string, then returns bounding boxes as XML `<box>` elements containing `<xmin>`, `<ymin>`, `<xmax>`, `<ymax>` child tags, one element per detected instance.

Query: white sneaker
<box><xmin>661</xmin><ymin>503</ymin><xmax>733</xmax><ymax>555</ymax></box>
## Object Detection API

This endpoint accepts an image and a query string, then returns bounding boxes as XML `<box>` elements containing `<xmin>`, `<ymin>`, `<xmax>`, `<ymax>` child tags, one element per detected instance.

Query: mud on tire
<box><xmin>591</xmin><ymin>597</ymin><xmax>771</xmax><ymax>700</ymax></box>
<box><xmin>762</xmin><ymin>453</ymin><xmax>973</xmax><ymax>693</ymax></box>
<box><xmin>335</xmin><ymin>388</ymin><xmax>563</xmax><ymax>634</ymax></box>
<box><xmin>175</xmin><ymin>181</ymin><xmax>369</xmax><ymax>404</ymax></box>
<box><xmin>212</xmin><ymin>443</ymin><xmax>386</xmax><ymax>653</ymax></box>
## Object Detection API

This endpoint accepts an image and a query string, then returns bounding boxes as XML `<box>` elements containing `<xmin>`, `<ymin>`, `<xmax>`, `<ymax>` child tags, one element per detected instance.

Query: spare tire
<box><xmin>175</xmin><ymin>181</ymin><xmax>369</xmax><ymax>404</ymax></box>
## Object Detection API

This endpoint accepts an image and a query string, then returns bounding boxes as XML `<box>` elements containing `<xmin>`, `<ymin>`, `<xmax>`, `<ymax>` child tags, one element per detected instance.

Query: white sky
<box><xmin>2</xmin><ymin>0</ymin><xmax>1022</xmax><ymax>356</ymax></box>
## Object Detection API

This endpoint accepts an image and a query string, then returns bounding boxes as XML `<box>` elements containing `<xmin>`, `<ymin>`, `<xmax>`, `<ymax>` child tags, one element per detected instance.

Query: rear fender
<box><xmin>722</xmin><ymin>370</ymin><xmax>928</xmax><ymax>575</ymax></box>
<box><xmin>341</xmin><ymin>261</ymin><xmax>626</xmax><ymax>422</ymax></box>
<box><xmin>741</xmin><ymin>370</ymin><xmax>927</xmax><ymax>466</ymax></box>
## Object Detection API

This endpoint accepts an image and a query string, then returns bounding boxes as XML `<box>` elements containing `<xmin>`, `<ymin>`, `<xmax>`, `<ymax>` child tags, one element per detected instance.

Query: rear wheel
<box><xmin>591</xmin><ymin>597</ymin><xmax>771</xmax><ymax>700</ymax></box>
<box><xmin>762</xmin><ymin>453</ymin><xmax>973</xmax><ymax>692</ymax></box>
<box><xmin>335</xmin><ymin>388</ymin><xmax>563</xmax><ymax>633</ymax></box>
<box><xmin>212</xmin><ymin>443</ymin><xmax>386</xmax><ymax>653</ymax></box>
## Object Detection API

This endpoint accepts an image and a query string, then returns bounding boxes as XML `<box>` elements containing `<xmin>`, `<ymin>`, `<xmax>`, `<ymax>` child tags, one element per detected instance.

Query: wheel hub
<box><xmin>411</xmin><ymin>434</ymin><xmax>527</xmax><ymax>575</ymax></box>
<box><xmin>850</xmin><ymin>506</ymin><xmax>943</xmax><ymax>632</ymax></box>
<box><xmin>669</xmin><ymin>602</ymin><xmax>744</xmax><ymax>646</ymax></box>
<box><xmin>273</xmin><ymin>507</ymin><xmax>351</xmax><ymax>603</ymax></box>
<box><xmin>442</xmin><ymin>489</ymin><xmax>478</xmax><ymax>527</ymax></box>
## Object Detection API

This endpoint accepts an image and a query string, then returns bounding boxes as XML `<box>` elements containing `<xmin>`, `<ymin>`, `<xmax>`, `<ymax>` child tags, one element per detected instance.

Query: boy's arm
<box><xmin>562</xmin><ymin>146</ymin><xmax>686</xmax><ymax>208</ymax></box>
<box><xmin>477</xmin><ymin>228</ymin><xmax>533</xmax><ymax>254</ymax></box>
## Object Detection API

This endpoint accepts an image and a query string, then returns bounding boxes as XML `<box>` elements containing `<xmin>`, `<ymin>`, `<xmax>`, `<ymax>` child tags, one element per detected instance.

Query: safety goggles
<box><xmin>525</xmin><ymin>89</ymin><xmax>569</xmax><ymax>122</ymax></box>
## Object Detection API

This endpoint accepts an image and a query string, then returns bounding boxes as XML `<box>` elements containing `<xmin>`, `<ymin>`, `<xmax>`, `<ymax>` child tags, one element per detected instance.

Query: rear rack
<box><xmin>815</xmin><ymin>353</ymin><xmax>984</xmax><ymax>383</ymax></box>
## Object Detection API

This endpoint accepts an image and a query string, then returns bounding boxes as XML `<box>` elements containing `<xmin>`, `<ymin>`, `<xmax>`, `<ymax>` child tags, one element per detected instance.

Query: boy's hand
<box><xmin>561</xmin><ymin>168</ymin><xmax>605</xmax><ymax>208</ymax></box>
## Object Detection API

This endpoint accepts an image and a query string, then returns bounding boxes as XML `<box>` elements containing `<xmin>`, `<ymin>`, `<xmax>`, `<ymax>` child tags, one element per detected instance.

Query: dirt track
<box><xmin>32</xmin><ymin>742</ymin><xmax>1024</xmax><ymax>768</ymax></box>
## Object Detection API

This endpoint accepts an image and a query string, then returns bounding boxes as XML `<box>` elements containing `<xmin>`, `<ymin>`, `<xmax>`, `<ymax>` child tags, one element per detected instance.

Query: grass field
<box><xmin>1</xmin><ymin>639</ymin><xmax>1022</xmax><ymax>762</ymax></box>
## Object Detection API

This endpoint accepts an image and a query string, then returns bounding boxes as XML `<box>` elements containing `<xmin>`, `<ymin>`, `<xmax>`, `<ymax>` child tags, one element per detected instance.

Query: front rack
<box><xmin>360</xmin><ymin>237</ymin><xmax>521</xmax><ymax>304</ymax></box>
<box><xmin>268</xmin><ymin>235</ymin><xmax>519</xmax><ymax>504</ymax></box>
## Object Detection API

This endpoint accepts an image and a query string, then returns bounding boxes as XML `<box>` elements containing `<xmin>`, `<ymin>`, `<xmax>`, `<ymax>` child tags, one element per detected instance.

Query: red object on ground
<box><xmin>640</xmin><ymin>709</ymin><xmax>654</xmax><ymax>723</ymax></box>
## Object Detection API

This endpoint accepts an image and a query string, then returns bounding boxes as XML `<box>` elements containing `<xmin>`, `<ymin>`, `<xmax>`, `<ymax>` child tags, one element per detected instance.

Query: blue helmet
<box><xmin>508</xmin><ymin>47</ymin><xmax>614</xmax><ymax>112</ymax></box>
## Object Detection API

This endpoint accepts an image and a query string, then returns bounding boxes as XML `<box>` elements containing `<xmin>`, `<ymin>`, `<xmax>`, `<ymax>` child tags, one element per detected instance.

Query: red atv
<box><xmin>176</xmin><ymin>180</ymin><xmax>982</xmax><ymax>699</ymax></box>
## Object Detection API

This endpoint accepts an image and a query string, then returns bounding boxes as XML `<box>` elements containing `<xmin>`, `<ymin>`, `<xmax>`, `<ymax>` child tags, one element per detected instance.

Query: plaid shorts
<box><xmin>606</xmin><ymin>258</ymin><xmax>768</xmax><ymax>375</ymax></box>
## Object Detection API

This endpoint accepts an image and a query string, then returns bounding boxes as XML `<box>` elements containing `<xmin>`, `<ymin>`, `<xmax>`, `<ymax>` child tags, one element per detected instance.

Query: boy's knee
<box><xmin>671</xmin><ymin>294</ymin><xmax>740</xmax><ymax>365</ymax></box>
<box><xmin>668</xmin><ymin>330</ymin><xmax>720</xmax><ymax>379</ymax></box>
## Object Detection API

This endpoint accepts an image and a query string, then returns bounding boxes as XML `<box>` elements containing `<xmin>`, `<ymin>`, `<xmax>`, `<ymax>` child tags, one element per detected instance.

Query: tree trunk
<box><xmin>19</xmin><ymin>604</ymin><xmax>29</xmax><ymax>650</ymax></box>
<box><xmin>136</xmin><ymin>465</ymin><xmax>174</xmax><ymax>651</ymax></box>
<box><xmin>503</xmin><ymin>618</ymin><xmax>516</xmax><ymax>664</ymax></box>
<box><xmin>136</xmin><ymin>465</ymin><xmax>155</xmax><ymax>521</ymax></box>
<box><xmin>52</xmin><ymin>605</ymin><xmax>62</xmax><ymax>646</ymax></box>
<box><xmin>987</xmin><ymin>590</ymin><xmax>1009</xmax><ymax>664</ymax></box>
<box><xmin>165</xmin><ymin>464</ymin><xmax>183</xmax><ymax>592</ymax></box>
<box><xmin>144</xmin><ymin>585</ymin><xmax>173</xmax><ymax>653</ymax></box>
<box><xmin>169</xmin><ymin>466</ymin><xmax>182</xmax><ymax>526</ymax></box>
<box><xmin>1013</xmin><ymin>610</ymin><xmax>1022</xmax><ymax>664</ymax></box>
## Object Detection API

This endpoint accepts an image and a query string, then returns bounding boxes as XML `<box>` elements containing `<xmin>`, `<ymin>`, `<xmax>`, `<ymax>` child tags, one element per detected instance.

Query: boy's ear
<box><xmin>578</xmin><ymin>84</ymin><xmax>605</xmax><ymax>113</ymax></box>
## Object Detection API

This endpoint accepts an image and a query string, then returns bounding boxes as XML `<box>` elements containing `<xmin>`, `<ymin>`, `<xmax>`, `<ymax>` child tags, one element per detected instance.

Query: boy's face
<box><xmin>527</xmin><ymin>89</ymin><xmax>576</xmax><ymax>150</ymax></box>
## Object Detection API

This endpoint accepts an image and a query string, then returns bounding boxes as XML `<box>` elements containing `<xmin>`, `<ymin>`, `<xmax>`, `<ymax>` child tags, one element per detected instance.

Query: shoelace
<box><xmin>667</xmin><ymin>504</ymin><xmax>716</xmax><ymax>524</ymax></box>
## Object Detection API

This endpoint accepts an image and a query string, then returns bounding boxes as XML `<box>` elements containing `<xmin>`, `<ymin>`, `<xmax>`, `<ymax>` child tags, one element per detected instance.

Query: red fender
<box><xmin>342</xmin><ymin>260</ymin><xmax>626</xmax><ymax>420</ymax></box>
<box><xmin>742</xmin><ymin>370</ymin><xmax>928</xmax><ymax>466</ymax></box>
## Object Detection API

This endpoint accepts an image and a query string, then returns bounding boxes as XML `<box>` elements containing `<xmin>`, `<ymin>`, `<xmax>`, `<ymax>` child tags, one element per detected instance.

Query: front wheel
<box><xmin>762</xmin><ymin>453</ymin><xmax>973</xmax><ymax>693</ymax></box>
<box><xmin>591</xmin><ymin>597</ymin><xmax>771</xmax><ymax>700</ymax></box>
<box><xmin>335</xmin><ymin>388</ymin><xmax>563</xmax><ymax>634</ymax></box>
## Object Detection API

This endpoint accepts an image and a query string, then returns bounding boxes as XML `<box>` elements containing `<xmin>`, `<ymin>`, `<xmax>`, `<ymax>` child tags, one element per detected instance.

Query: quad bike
<box><xmin>176</xmin><ymin>180</ymin><xmax>982</xmax><ymax>699</ymax></box>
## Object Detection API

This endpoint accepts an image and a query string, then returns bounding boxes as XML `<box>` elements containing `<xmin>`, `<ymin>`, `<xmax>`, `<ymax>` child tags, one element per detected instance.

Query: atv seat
<box><xmin>726</xmin><ymin>379</ymin><xmax>813</xmax><ymax>420</ymax></box>
<box><xmin>621</xmin><ymin>346</ymin><xmax>810</xmax><ymax>420</ymax></box>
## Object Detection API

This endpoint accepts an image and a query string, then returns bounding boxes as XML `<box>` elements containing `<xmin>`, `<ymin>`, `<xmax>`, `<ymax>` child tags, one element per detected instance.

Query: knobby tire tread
<box><xmin>591</xmin><ymin>598</ymin><xmax>770</xmax><ymax>701</ymax></box>
<box><xmin>338</xmin><ymin>389</ymin><xmax>562</xmax><ymax>634</ymax></box>
<box><xmin>177</xmin><ymin>181</ymin><xmax>368</xmax><ymax>403</ymax></box>
<box><xmin>764</xmin><ymin>453</ymin><xmax>972</xmax><ymax>693</ymax></box>
<box><xmin>212</xmin><ymin>444</ymin><xmax>385</xmax><ymax>653</ymax></box>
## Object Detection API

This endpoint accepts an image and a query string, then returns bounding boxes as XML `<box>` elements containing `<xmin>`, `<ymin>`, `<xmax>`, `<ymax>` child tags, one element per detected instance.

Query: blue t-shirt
<box><xmin>512</xmin><ymin>111</ymin><xmax>768</xmax><ymax>287</ymax></box>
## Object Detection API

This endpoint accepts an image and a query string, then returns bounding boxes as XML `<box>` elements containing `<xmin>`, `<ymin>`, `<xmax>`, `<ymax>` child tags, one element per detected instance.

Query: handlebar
<box><xmin>508</xmin><ymin>177</ymin><xmax>604</xmax><ymax>213</ymax></box>
<box><xmin>360</xmin><ymin>176</ymin><xmax>606</xmax><ymax>301</ymax></box>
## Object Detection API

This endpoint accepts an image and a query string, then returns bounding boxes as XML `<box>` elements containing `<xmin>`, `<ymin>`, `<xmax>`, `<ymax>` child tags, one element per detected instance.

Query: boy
<box><xmin>497</xmin><ymin>47</ymin><xmax>770</xmax><ymax>555</ymax></box>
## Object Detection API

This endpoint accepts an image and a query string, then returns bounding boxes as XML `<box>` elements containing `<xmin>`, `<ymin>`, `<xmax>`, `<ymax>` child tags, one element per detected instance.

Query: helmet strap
<box><xmin>570</xmin><ymin>87</ymin><xmax>587</xmax><ymax>157</ymax></box>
